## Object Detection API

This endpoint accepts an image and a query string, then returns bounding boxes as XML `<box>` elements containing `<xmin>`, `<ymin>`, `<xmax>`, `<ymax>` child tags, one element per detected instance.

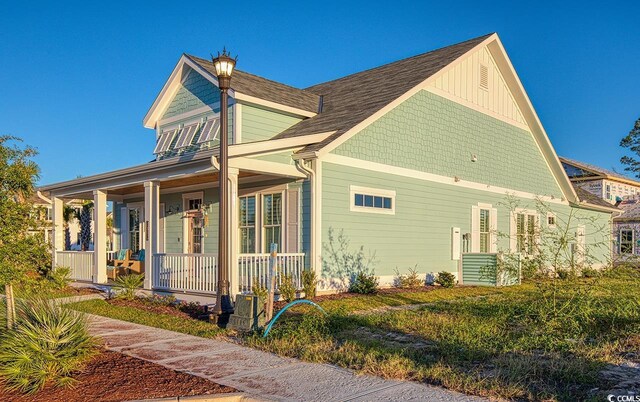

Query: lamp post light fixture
<box><xmin>211</xmin><ymin>48</ymin><xmax>237</xmax><ymax>321</ymax></box>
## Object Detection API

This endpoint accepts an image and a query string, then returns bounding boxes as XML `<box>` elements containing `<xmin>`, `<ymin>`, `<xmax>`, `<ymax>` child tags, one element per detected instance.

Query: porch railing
<box><xmin>238</xmin><ymin>253</ymin><xmax>305</xmax><ymax>293</ymax></box>
<box><xmin>56</xmin><ymin>251</ymin><xmax>94</xmax><ymax>281</ymax></box>
<box><xmin>152</xmin><ymin>253</ymin><xmax>217</xmax><ymax>294</ymax></box>
<box><xmin>106</xmin><ymin>250</ymin><xmax>117</xmax><ymax>261</ymax></box>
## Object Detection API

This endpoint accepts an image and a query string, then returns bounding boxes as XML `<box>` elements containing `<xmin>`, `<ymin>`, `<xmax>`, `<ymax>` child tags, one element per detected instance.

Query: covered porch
<box><xmin>42</xmin><ymin>145</ymin><xmax>319</xmax><ymax>299</ymax></box>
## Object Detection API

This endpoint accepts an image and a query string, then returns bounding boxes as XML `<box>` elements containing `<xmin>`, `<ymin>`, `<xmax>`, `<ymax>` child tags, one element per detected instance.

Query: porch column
<box><xmin>144</xmin><ymin>181</ymin><xmax>160</xmax><ymax>290</ymax></box>
<box><xmin>228</xmin><ymin>168</ymin><xmax>239</xmax><ymax>300</ymax></box>
<box><xmin>93</xmin><ymin>190</ymin><xmax>108</xmax><ymax>284</ymax></box>
<box><xmin>51</xmin><ymin>196</ymin><xmax>64</xmax><ymax>267</ymax></box>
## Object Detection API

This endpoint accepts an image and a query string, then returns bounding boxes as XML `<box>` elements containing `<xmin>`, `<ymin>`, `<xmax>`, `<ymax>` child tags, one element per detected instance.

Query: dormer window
<box><xmin>153</xmin><ymin>129</ymin><xmax>178</xmax><ymax>154</ymax></box>
<box><xmin>174</xmin><ymin>122</ymin><xmax>200</xmax><ymax>149</ymax></box>
<box><xmin>197</xmin><ymin>118</ymin><xmax>220</xmax><ymax>143</ymax></box>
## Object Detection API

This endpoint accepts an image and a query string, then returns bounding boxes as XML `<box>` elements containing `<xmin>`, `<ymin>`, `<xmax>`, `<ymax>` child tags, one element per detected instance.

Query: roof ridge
<box><xmin>304</xmin><ymin>33</ymin><xmax>494</xmax><ymax>92</ymax></box>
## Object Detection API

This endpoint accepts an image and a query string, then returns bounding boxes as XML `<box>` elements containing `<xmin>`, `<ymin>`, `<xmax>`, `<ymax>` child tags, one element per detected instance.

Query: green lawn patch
<box><xmin>69</xmin><ymin>299</ymin><xmax>227</xmax><ymax>338</ymax></box>
<box><xmin>247</xmin><ymin>273</ymin><xmax>640</xmax><ymax>401</ymax></box>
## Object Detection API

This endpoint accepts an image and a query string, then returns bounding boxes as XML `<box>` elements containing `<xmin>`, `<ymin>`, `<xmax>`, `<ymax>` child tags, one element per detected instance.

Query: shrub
<box><xmin>349</xmin><ymin>271</ymin><xmax>379</xmax><ymax>294</ymax></box>
<box><xmin>581</xmin><ymin>267</ymin><xmax>600</xmax><ymax>278</ymax></box>
<box><xmin>251</xmin><ymin>278</ymin><xmax>268</xmax><ymax>300</ymax></box>
<box><xmin>113</xmin><ymin>274</ymin><xmax>144</xmax><ymax>300</ymax></box>
<box><xmin>0</xmin><ymin>298</ymin><xmax>96</xmax><ymax>394</ymax></box>
<box><xmin>302</xmin><ymin>270</ymin><xmax>318</xmax><ymax>299</ymax></box>
<box><xmin>46</xmin><ymin>267</ymin><xmax>71</xmax><ymax>290</ymax></box>
<box><xmin>394</xmin><ymin>265</ymin><xmax>424</xmax><ymax>289</ymax></box>
<box><xmin>278</xmin><ymin>273</ymin><xmax>296</xmax><ymax>302</ymax></box>
<box><xmin>435</xmin><ymin>271</ymin><xmax>456</xmax><ymax>288</ymax></box>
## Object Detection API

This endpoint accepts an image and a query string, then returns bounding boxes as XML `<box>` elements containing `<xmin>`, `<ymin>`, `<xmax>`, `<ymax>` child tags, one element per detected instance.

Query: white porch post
<box><xmin>51</xmin><ymin>196</ymin><xmax>64</xmax><ymax>268</ymax></box>
<box><xmin>228</xmin><ymin>168</ymin><xmax>239</xmax><ymax>299</ymax></box>
<box><xmin>312</xmin><ymin>159</ymin><xmax>322</xmax><ymax>280</ymax></box>
<box><xmin>93</xmin><ymin>190</ymin><xmax>108</xmax><ymax>284</ymax></box>
<box><xmin>144</xmin><ymin>181</ymin><xmax>160</xmax><ymax>290</ymax></box>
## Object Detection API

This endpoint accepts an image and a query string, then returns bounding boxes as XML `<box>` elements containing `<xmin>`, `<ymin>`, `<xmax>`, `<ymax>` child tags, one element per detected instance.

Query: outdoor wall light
<box><xmin>471</xmin><ymin>154</ymin><xmax>478</xmax><ymax>162</ymax></box>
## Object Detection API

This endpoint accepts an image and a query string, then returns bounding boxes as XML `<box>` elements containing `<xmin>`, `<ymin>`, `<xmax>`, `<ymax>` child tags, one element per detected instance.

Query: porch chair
<box><xmin>126</xmin><ymin>249</ymin><xmax>145</xmax><ymax>275</ymax></box>
<box><xmin>107</xmin><ymin>249</ymin><xmax>131</xmax><ymax>280</ymax></box>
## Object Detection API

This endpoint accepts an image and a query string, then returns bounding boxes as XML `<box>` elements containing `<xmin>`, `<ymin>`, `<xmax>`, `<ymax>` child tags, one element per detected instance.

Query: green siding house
<box><xmin>41</xmin><ymin>33</ymin><xmax>616</xmax><ymax>296</ymax></box>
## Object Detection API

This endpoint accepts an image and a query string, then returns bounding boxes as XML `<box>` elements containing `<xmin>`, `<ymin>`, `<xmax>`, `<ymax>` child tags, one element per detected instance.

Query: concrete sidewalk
<box><xmin>88</xmin><ymin>315</ymin><xmax>486</xmax><ymax>402</ymax></box>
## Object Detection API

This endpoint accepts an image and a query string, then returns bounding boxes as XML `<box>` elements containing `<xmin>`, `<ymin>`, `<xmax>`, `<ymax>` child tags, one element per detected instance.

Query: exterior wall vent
<box><xmin>479</xmin><ymin>64</ymin><xmax>489</xmax><ymax>90</ymax></box>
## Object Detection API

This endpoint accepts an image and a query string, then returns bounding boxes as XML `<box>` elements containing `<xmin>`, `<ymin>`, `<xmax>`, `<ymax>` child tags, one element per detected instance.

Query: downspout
<box><xmin>295</xmin><ymin>159</ymin><xmax>316</xmax><ymax>273</ymax></box>
<box><xmin>37</xmin><ymin>191</ymin><xmax>52</xmax><ymax>204</ymax></box>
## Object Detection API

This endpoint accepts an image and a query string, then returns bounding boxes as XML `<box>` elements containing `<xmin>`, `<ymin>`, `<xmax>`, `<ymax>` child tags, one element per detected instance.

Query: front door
<box><xmin>187</xmin><ymin>213</ymin><xmax>204</xmax><ymax>254</ymax></box>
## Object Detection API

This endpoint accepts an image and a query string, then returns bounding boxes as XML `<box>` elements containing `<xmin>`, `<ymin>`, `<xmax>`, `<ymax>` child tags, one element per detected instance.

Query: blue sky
<box><xmin>1</xmin><ymin>1</ymin><xmax>638</xmax><ymax>185</ymax></box>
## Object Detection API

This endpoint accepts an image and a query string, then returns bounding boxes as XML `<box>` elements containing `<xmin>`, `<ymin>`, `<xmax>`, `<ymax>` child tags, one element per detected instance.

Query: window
<box><xmin>188</xmin><ymin>198</ymin><xmax>202</xmax><ymax>211</ymax></box>
<box><xmin>197</xmin><ymin>118</ymin><xmax>220</xmax><ymax>143</ymax></box>
<box><xmin>153</xmin><ymin>129</ymin><xmax>178</xmax><ymax>154</ymax></box>
<box><xmin>350</xmin><ymin>186</ymin><xmax>395</xmax><ymax>214</ymax></box>
<box><xmin>547</xmin><ymin>213</ymin><xmax>556</xmax><ymax>228</ymax></box>
<box><xmin>129</xmin><ymin>209</ymin><xmax>141</xmax><ymax>253</ymax></box>
<box><xmin>620</xmin><ymin>229</ymin><xmax>634</xmax><ymax>254</ymax></box>
<box><xmin>479</xmin><ymin>209</ymin><xmax>491</xmax><ymax>252</ymax></box>
<box><xmin>174</xmin><ymin>123</ymin><xmax>200</xmax><ymax>149</ymax></box>
<box><xmin>605</xmin><ymin>184</ymin><xmax>612</xmax><ymax>200</ymax></box>
<box><xmin>45</xmin><ymin>207</ymin><xmax>53</xmax><ymax>221</ymax></box>
<box><xmin>262</xmin><ymin>193</ymin><xmax>282</xmax><ymax>252</ymax></box>
<box><xmin>239</xmin><ymin>196</ymin><xmax>256</xmax><ymax>253</ymax></box>
<box><xmin>516</xmin><ymin>212</ymin><xmax>538</xmax><ymax>255</ymax></box>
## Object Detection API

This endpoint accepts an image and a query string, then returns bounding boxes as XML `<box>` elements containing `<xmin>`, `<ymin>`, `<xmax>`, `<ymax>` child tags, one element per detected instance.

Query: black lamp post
<box><xmin>211</xmin><ymin>49</ymin><xmax>237</xmax><ymax>319</ymax></box>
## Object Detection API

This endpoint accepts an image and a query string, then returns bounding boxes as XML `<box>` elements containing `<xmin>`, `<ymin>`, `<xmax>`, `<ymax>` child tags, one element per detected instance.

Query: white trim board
<box><xmin>323</xmin><ymin>153</ymin><xmax>568</xmax><ymax>205</ymax></box>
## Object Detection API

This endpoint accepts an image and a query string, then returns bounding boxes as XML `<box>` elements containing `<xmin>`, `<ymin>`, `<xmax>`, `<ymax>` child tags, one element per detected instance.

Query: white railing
<box><xmin>56</xmin><ymin>251</ymin><xmax>94</xmax><ymax>281</ymax></box>
<box><xmin>238</xmin><ymin>253</ymin><xmax>305</xmax><ymax>293</ymax></box>
<box><xmin>152</xmin><ymin>253</ymin><xmax>217</xmax><ymax>294</ymax></box>
<box><xmin>106</xmin><ymin>250</ymin><xmax>117</xmax><ymax>261</ymax></box>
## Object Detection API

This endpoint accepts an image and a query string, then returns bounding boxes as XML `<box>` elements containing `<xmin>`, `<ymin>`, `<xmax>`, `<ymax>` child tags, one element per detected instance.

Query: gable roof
<box><xmin>573</xmin><ymin>185</ymin><xmax>620</xmax><ymax>212</ymax></box>
<box><xmin>185</xmin><ymin>55</ymin><xmax>320</xmax><ymax>114</ymax></box>
<box><xmin>271</xmin><ymin>34</ymin><xmax>493</xmax><ymax>152</ymax></box>
<box><xmin>560</xmin><ymin>156</ymin><xmax>640</xmax><ymax>186</ymax></box>
<box><xmin>615</xmin><ymin>196</ymin><xmax>640</xmax><ymax>220</ymax></box>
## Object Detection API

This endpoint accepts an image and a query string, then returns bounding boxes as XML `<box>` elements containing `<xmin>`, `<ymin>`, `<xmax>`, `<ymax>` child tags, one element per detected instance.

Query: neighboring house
<box><xmin>41</xmin><ymin>33</ymin><xmax>616</xmax><ymax>296</ymax></box>
<box><xmin>561</xmin><ymin>157</ymin><xmax>640</xmax><ymax>204</ymax></box>
<box><xmin>612</xmin><ymin>196</ymin><xmax>640</xmax><ymax>260</ymax></box>
<box><xmin>28</xmin><ymin>191</ymin><xmax>85</xmax><ymax>248</ymax></box>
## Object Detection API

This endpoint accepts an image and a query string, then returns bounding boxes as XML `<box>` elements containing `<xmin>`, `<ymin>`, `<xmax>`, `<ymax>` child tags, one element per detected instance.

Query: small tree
<box><xmin>77</xmin><ymin>201</ymin><xmax>93</xmax><ymax>251</ymax></box>
<box><xmin>619</xmin><ymin>117</ymin><xmax>640</xmax><ymax>177</ymax></box>
<box><xmin>0</xmin><ymin>136</ymin><xmax>48</xmax><ymax>287</ymax></box>
<box><xmin>62</xmin><ymin>205</ymin><xmax>76</xmax><ymax>250</ymax></box>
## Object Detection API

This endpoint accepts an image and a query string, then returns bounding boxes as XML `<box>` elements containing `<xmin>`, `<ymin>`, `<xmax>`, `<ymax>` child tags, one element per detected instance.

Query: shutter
<box><xmin>120</xmin><ymin>207</ymin><xmax>129</xmax><ymax>250</ymax></box>
<box><xmin>286</xmin><ymin>188</ymin><xmax>300</xmax><ymax>253</ymax></box>
<box><xmin>471</xmin><ymin>206</ymin><xmax>480</xmax><ymax>253</ymax></box>
<box><xmin>490</xmin><ymin>208</ymin><xmax>498</xmax><ymax>253</ymax></box>
<box><xmin>509</xmin><ymin>212</ymin><xmax>517</xmax><ymax>252</ymax></box>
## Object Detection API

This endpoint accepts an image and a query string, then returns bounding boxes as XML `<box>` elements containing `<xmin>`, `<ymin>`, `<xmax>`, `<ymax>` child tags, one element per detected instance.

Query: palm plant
<box><xmin>113</xmin><ymin>273</ymin><xmax>144</xmax><ymax>300</ymax></box>
<box><xmin>62</xmin><ymin>205</ymin><xmax>75</xmax><ymax>250</ymax></box>
<box><xmin>0</xmin><ymin>298</ymin><xmax>96</xmax><ymax>394</ymax></box>
<box><xmin>76</xmin><ymin>201</ymin><xmax>93</xmax><ymax>251</ymax></box>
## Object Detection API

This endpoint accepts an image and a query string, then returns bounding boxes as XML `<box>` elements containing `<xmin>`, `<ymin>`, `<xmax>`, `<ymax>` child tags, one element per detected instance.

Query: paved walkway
<box><xmin>88</xmin><ymin>315</ymin><xmax>486</xmax><ymax>402</ymax></box>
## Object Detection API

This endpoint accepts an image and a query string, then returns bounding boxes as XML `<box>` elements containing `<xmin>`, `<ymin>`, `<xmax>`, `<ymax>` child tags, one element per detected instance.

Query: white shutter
<box><xmin>490</xmin><ymin>208</ymin><xmax>498</xmax><ymax>253</ymax></box>
<box><xmin>471</xmin><ymin>206</ymin><xmax>480</xmax><ymax>253</ymax></box>
<box><xmin>120</xmin><ymin>207</ymin><xmax>129</xmax><ymax>250</ymax></box>
<box><xmin>509</xmin><ymin>212</ymin><xmax>517</xmax><ymax>252</ymax></box>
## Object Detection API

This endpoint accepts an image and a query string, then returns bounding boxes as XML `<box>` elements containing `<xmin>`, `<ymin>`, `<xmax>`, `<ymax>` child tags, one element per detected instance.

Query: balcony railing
<box><xmin>56</xmin><ymin>251</ymin><xmax>94</xmax><ymax>281</ymax></box>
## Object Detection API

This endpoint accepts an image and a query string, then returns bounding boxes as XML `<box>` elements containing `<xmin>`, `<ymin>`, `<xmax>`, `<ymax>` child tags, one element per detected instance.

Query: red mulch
<box><xmin>0</xmin><ymin>350</ymin><xmax>235</xmax><ymax>402</ymax></box>
<box><xmin>273</xmin><ymin>285</ymin><xmax>436</xmax><ymax>309</ymax></box>
<box><xmin>107</xmin><ymin>298</ymin><xmax>195</xmax><ymax>319</ymax></box>
<box><xmin>64</xmin><ymin>287</ymin><xmax>103</xmax><ymax>296</ymax></box>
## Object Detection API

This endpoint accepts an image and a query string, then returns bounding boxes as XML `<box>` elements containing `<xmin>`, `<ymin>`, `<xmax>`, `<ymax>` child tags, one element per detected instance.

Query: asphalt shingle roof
<box><xmin>186</xmin><ymin>54</ymin><xmax>320</xmax><ymax>114</ymax></box>
<box><xmin>188</xmin><ymin>34</ymin><xmax>493</xmax><ymax>153</ymax></box>
<box><xmin>573</xmin><ymin>185</ymin><xmax>619</xmax><ymax>210</ymax></box>
<box><xmin>561</xmin><ymin>156</ymin><xmax>639</xmax><ymax>184</ymax></box>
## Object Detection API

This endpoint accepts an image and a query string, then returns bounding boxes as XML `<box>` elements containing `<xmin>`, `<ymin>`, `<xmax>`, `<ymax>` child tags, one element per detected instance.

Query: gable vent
<box><xmin>479</xmin><ymin>64</ymin><xmax>489</xmax><ymax>90</ymax></box>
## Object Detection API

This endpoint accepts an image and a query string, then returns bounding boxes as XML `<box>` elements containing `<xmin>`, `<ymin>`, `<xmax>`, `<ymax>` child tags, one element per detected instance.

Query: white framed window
<box><xmin>262</xmin><ymin>193</ymin><xmax>283</xmax><ymax>253</ymax></box>
<box><xmin>349</xmin><ymin>185</ymin><xmax>395</xmax><ymax>215</ymax></box>
<box><xmin>239</xmin><ymin>195</ymin><xmax>256</xmax><ymax>254</ymax></box>
<box><xmin>471</xmin><ymin>203</ymin><xmax>497</xmax><ymax>253</ymax></box>
<box><xmin>605</xmin><ymin>184</ymin><xmax>612</xmax><ymax>200</ymax></box>
<box><xmin>620</xmin><ymin>229</ymin><xmax>634</xmax><ymax>254</ymax></box>
<box><xmin>153</xmin><ymin>129</ymin><xmax>178</xmax><ymax>154</ymax></box>
<box><xmin>197</xmin><ymin>118</ymin><xmax>221</xmax><ymax>144</ymax></box>
<box><xmin>547</xmin><ymin>212</ymin><xmax>557</xmax><ymax>229</ymax></box>
<box><xmin>174</xmin><ymin>122</ymin><xmax>200</xmax><ymax>149</ymax></box>
<box><xmin>510</xmin><ymin>209</ymin><xmax>539</xmax><ymax>256</ymax></box>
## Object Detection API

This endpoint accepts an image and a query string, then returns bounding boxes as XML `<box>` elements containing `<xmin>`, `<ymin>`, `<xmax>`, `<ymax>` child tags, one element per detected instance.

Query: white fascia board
<box><xmin>234</xmin><ymin>93</ymin><xmax>317</xmax><ymax>118</ymax></box>
<box><xmin>228</xmin><ymin>132</ymin><xmax>334</xmax><ymax>157</ymax></box>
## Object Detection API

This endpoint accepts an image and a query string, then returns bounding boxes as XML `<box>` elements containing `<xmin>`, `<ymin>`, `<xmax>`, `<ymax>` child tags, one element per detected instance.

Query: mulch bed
<box><xmin>0</xmin><ymin>350</ymin><xmax>235</xmax><ymax>402</ymax></box>
<box><xmin>273</xmin><ymin>285</ymin><xmax>436</xmax><ymax>309</ymax></box>
<box><xmin>64</xmin><ymin>286</ymin><xmax>104</xmax><ymax>296</ymax></box>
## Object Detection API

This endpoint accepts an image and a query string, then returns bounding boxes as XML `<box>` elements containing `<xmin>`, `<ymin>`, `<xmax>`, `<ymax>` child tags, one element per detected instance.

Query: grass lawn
<box><xmin>70</xmin><ymin>299</ymin><xmax>227</xmax><ymax>338</ymax></box>
<box><xmin>247</xmin><ymin>271</ymin><xmax>640</xmax><ymax>401</ymax></box>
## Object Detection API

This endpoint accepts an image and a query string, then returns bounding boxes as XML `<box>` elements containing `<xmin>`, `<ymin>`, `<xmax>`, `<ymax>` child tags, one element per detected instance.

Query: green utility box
<box><xmin>227</xmin><ymin>294</ymin><xmax>266</xmax><ymax>331</ymax></box>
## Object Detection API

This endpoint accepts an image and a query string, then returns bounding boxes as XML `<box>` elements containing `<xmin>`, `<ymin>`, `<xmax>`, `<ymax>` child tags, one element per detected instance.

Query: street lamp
<box><xmin>211</xmin><ymin>48</ymin><xmax>237</xmax><ymax>321</ymax></box>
